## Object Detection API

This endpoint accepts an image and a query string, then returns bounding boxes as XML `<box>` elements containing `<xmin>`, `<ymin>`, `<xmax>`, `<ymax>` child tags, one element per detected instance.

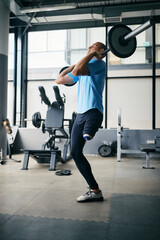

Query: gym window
<box><xmin>7</xmin><ymin>24</ymin><xmax>160</xmax><ymax>129</ymax></box>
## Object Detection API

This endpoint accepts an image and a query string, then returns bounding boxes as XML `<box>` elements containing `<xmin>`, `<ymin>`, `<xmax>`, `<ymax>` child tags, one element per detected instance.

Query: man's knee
<box><xmin>71</xmin><ymin>147</ymin><xmax>80</xmax><ymax>159</ymax></box>
<box><xmin>71</xmin><ymin>144</ymin><xmax>84</xmax><ymax>159</ymax></box>
<box><xmin>70</xmin><ymin>148</ymin><xmax>76</xmax><ymax>158</ymax></box>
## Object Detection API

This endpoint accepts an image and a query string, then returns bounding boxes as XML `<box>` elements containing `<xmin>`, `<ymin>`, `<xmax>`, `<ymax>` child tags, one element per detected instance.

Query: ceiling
<box><xmin>2</xmin><ymin>0</ymin><xmax>160</xmax><ymax>32</ymax></box>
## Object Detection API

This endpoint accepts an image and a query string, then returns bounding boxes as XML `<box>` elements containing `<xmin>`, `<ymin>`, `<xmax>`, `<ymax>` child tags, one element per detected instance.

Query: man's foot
<box><xmin>76</xmin><ymin>188</ymin><xmax>104</xmax><ymax>203</ymax></box>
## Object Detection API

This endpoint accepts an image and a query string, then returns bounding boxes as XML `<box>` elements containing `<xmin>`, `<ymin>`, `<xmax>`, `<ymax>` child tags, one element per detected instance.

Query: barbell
<box><xmin>60</xmin><ymin>19</ymin><xmax>154</xmax><ymax>86</ymax></box>
<box><xmin>101</xmin><ymin>19</ymin><xmax>154</xmax><ymax>58</ymax></box>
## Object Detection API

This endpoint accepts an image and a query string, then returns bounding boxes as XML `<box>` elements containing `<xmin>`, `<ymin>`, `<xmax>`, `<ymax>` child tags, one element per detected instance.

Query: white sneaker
<box><xmin>76</xmin><ymin>188</ymin><xmax>104</xmax><ymax>203</ymax></box>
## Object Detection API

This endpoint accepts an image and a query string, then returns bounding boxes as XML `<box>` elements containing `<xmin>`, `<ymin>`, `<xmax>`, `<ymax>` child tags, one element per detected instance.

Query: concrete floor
<box><xmin>0</xmin><ymin>154</ymin><xmax>160</xmax><ymax>240</ymax></box>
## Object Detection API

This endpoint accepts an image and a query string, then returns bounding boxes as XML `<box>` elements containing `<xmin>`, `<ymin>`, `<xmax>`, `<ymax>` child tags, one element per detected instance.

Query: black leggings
<box><xmin>70</xmin><ymin>109</ymin><xmax>103</xmax><ymax>189</ymax></box>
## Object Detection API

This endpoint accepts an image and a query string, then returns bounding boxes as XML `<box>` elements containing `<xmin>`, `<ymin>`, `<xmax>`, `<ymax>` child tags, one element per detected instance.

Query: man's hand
<box><xmin>92</xmin><ymin>50</ymin><xmax>104</xmax><ymax>60</ymax></box>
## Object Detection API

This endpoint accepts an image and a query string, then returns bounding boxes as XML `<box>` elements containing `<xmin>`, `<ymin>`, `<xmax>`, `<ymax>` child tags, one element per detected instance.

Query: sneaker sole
<box><xmin>77</xmin><ymin>196</ymin><xmax>104</xmax><ymax>203</ymax></box>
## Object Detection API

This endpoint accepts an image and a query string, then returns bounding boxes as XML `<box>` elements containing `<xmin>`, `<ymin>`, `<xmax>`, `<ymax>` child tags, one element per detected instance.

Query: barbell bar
<box><xmin>123</xmin><ymin>19</ymin><xmax>154</xmax><ymax>42</ymax></box>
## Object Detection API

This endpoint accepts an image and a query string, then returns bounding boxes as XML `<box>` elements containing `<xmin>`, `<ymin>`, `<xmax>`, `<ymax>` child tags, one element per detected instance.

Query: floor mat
<box><xmin>109</xmin><ymin>194</ymin><xmax>160</xmax><ymax>240</ymax></box>
<box><xmin>0</xmin><ymin>214</ymin><xmax>108</xmax><ymax>240</ymax></box>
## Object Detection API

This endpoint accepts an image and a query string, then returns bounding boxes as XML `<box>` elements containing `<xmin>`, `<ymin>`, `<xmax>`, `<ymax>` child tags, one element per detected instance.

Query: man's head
<box><xmin>88</xmin><ymin>42</ymin><xmax>107</xmax><ymax>58</ymax></box>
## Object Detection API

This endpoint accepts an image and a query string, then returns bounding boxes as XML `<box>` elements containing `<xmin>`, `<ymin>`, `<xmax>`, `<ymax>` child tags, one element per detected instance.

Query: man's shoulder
<box><xmin>90</xmin><ymin>58</ymin><xmax>106</xmax><ymax>66</ymax></box>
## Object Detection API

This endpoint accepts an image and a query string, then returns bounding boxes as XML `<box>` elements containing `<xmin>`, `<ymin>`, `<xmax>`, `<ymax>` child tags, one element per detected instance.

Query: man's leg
<box><xmin>71</xmin><ymin>114</ymin><xmax>104</xmax><ymax>202</ymax></box>
<box><xmin>71</xmin><ymin>116</ymin><xmax>99</xmax><ymax>190</ymax></box>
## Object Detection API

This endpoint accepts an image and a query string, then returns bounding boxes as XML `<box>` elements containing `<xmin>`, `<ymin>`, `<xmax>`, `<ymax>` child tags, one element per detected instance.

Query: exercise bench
<box><xmin>138</xmin><ymin>136</ymin><xmax>160</xmax><ymax>169</ymax></box>
<box><xmin>22</xmin><ymin>149</ymin><xmax>61</xmax><ymax>171</ymax></box>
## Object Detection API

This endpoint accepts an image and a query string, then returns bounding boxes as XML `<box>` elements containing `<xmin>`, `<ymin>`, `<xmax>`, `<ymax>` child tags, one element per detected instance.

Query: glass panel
<box><xmin>28</xmin><ymin>31</ymin><xmax>47</xmax><ymax>52</ymax></box>
<box><xmin>87</xmin><ymin>27</ymin><xmax>105</xmax><ymax>46</ymax></box>
<box><xmin>48</xmin><ymin>30</ymin><xmax>67</xmax><ymax>51</ymax></box>
<box><xmin>156</xmin><ymin>47</ymin><xmax>160</xmax><ymax>63</ymax></box>
<box><xmin>156</xmin><ymin>23</ymin><xmax>160</xmax><ymax>44</ymax></box>
<box><xmin>69</xmin><ymin>29</ymin><xmax>86</xmax><ymax>49</ymax></box>
<box><xmin>70</xmin><ymin>50</ymin><xmax>87</xmax><ymax>65</ymax></box>
<box><xmin>28</xmin><ymin>30</ymin><xmax>68</xmax><ymax>80</ymax></box>
<box><xmin>156</xmin><ymin>23</ymin><xmax>160</xmax><ymax>64</ymax></box>
<box><xmin>28</xmin><ymin>52</ymin><xmax>66</xmax><ymax>69</ymax></box>
<box><xmin>121</xmin><ymin>47</ymin><xmax>146</xmax><ymax>64</ymax></box>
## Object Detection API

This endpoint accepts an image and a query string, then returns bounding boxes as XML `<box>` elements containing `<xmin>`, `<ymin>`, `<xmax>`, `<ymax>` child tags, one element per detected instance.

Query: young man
<box><xmin>55</xmin><ymin>42</ymin><xmax>106</xmax><ymax>202</ymax></box>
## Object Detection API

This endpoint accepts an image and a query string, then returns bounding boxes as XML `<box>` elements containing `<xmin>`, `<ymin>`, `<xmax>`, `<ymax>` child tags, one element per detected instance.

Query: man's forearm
<box><xmin>55</xmin><ymin>65</ymin><xmax>75</xmax><ymax>84</ymax></box>
<box><xmin>60</xmin><ymin>65</ymin><xmax>75</xmax><ymax>77</ymax></box>
<box><xmin>72</xmin><ymin>52</ymin><xmax>95</xmax><ymax>76</ymax></box>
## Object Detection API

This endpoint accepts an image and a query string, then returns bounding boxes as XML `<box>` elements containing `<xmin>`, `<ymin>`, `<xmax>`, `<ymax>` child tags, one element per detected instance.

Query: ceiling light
<box><xmin>32</xmin><ymin>14</ymin><xmax>103</xmax><ymax>24</ymax></box>
<box><xmin>20</xmin><ymin>3</ymin><xmax>77</xmax><ymax>14</ymax></box>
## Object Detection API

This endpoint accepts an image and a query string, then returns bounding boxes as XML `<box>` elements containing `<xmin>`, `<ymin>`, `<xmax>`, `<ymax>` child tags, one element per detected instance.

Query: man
<box><xmin>55</xmin><ymin>42</ymin><xmax>106</xmax><ymax>202</ymax></box>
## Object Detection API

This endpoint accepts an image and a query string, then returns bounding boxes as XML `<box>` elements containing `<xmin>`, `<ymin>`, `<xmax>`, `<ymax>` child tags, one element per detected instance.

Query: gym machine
<box><xmin>117</xmin><ymin>108</ymin><xmax>142</xmax><ymax>162</ymax></box>
<box><xmin>22</xmin><ymin>86</ymin><xmax>76</xmax><ymax>171</ymax></box>
<box><xmin>117</xmin><ymin>108</ymin><xmax>160</xmax><ymax>169</ymax></box>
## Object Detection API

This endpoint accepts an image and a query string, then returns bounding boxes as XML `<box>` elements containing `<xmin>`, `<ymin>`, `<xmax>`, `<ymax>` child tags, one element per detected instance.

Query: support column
<box><xmin>152</xmin><ymin>24</ymin><xmax>156</xmax><ymax>129</ymax></box>
<box><xmin>105</xmin><ymin>25</ymin><xmax>108</xmax><ymax>129</ymax></box>
<box><xmin>0</xmin><ymin>1</ymin><xmax>10</xmax><ymax>159</ymax></box>
<box><xmin>13</xmin><ymin>28</ymin><xmax>28</xmax><ymax>127</ymax></box>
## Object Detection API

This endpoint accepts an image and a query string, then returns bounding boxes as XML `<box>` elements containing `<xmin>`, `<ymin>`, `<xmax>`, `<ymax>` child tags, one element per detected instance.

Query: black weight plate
<box><xmin>59</xmin><ymin>66</ymin><xmax>77</xmax><ymax>87</ymax></box>
<box><xmin>108</xmin><ymin>24</ymin><xmax>137</xmax><ymax>58</ymax></box>
<box><xmin>98</xmin><ymin>144</ymin><xmax>112</xmax><ymax>157</ymax></box>
<box><xmin>42</xmin><ymin>122</ymin><xmax>46</xmax><ymax>133</ymax></box>
<box><xmin>59</xmin><ymin>66</ymin><xmax>70</xmax><ymax>74</ymax></box>
<box><xmin>71</xmin><ymin>111</ymin><xmax>77</xmax><ymax>128</ymax></box>
<box><xmin>69</xmin><ymin>111</ymin><xmax>77</xmax><ymax>135</ymax></box>
<box><xmin>64</xmin><ymin>82</ymin><xmax>77</xmax><ymax>87</ymax></box>
<box><xmin>32</xmin><ymin>112</ymin><xmax>41</xmax><ymax>128</ymax></box>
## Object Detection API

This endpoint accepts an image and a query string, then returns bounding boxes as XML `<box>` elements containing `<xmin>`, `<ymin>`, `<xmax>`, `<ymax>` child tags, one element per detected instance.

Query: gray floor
<box><xmin>0</xmin><ymin>154</ymin><xmax>160</xmax><ymax>240</ymax></box>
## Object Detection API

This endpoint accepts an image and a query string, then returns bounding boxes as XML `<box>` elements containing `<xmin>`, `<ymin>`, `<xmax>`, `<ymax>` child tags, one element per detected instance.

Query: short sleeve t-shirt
<box><xmin>67</xmin><ymin>58</ymin><xmax>106</xmax><ymax>114</ymax></box>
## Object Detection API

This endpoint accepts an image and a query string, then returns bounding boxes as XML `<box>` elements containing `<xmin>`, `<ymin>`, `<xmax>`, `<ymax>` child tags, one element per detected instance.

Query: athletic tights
<box><xmin>70</xmin><ymin>108</ymin><xmax>103</xmax><ymax>189</ymax></box>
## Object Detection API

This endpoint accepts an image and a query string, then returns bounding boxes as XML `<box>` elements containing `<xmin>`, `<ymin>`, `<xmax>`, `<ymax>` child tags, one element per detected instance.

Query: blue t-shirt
<box><xmin>67</xmin><ymin>58</ymin><xmax>106</xmax><ymax>114</ymax></box>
